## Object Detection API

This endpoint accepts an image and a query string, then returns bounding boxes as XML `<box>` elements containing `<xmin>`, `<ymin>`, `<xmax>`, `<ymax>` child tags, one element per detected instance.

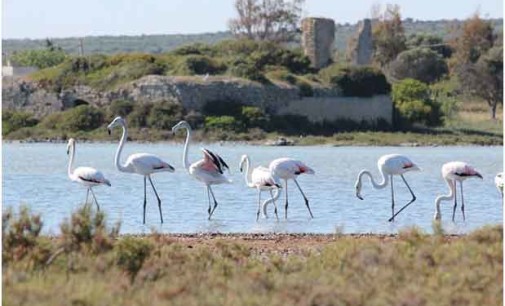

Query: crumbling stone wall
<box><xmin>301</xmin><ymin>17</ymin><xmax>335</xmax><ymax>69</ymax></box>
<box><xmin>349</xmin><ymin>19</ymin><xmax>373</xmax><ymax>66</ymax></box>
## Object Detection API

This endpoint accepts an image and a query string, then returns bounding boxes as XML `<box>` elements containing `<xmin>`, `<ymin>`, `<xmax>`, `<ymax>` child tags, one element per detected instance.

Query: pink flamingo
<box><xmin>269</xmin><ymin>158</ymin><xmax>315</xmax><ymax>219</ymax></box>
<box><xmin>172</xmin><ymin>121</ymin><xmax>231</xmax><ymax>220</ymax></box>
<box><xmin>434</xmin><ymin>161</ymin><xmax>483</xmax><ymax>221</ymax></box>
<box><xmin>355</xmin><ymin>154</ymin><xmax>420</xmax><ymax>222</ymax></box>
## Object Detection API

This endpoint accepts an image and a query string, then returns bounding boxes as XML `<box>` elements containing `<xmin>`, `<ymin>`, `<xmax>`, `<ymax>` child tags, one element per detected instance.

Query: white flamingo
<box><xmin>355</xmin><ymin>154</ymin><xmax>420</xmax><ymax>222</ymax></box>
<box><xmin>107</xmin><ymin>116</ymin><xmax>175</xmax><ymax>224</ymax></box>
<box><xmin>434</xmin><ymin>161</ymin><xmax>483</xmax><ymax>221</ymax></box>
<box><xmin>269</xmin><ymin>158</ymin><xmax>315</xmax><ymax>219</ymax></box>
<box><xmin>239</xmin><ymin>155</ymin><xmax>282</xmax><ymax>221</ymax></box>
<box><xmin>172</xmin><ymin>121</ymin><xmax>231</xmax><ymax>220</ymax></box>
<box><xmin>66</xmin><ymin>138</ymin><xmax>111</xmax><ymax>211</ymax></box>
<box><xmin>261</xmin><ymin>189</ymin><xmax>282</xmax><ymax>219</ymax></box>
<box><xmin>495</xmin><ymin>172</ymin><xmax>503</xmax><ymax>199</ymax></box>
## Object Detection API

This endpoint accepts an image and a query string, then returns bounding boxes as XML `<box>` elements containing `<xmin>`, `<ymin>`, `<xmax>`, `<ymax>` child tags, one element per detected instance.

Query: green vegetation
<box><xmin>392</xmin><ymin>79</ymin><xmax>442</xmax><ymax>126</ymax></box>
<box><xmin>2</xmin><ymin>206</ymin><xmax>502</xmax><ymax>305</ymax></box>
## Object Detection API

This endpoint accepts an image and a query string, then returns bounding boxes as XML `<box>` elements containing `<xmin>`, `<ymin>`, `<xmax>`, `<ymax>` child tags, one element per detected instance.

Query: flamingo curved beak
<box><xmin>356</xmin><ymin>194</ymin><xmax>364</xmax><ymax>200</ymax></box>
<box><xmin>107</xmin><ymin>128</ymin><xmax>111</xmax><ymax>136</ymax></box>
<box><xmin>476</xmin><ymin>172</ymin><xmax>483</xmax><ymax>179</ymax></box>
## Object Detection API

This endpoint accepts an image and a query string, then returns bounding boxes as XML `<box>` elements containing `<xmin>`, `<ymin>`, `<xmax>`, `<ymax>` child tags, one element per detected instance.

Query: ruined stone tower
<box><xmin>350</xmin><ymin>19</ymin><xmax>373</xmax><ymax>66</ymax></box>
<box><xmin>301</xmin><ymin>17</ymin><xmax>335</xmax><ymax>69</ymax></box>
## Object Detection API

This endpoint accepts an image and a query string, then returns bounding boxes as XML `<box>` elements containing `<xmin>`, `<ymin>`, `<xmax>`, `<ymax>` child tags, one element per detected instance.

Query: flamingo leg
<box><xmin>388</xmin><ymin>175</ymin><xmax>417</xmax><ymax>222</ymax></box>
<box><xmin>148</xmin><ymin>176</ymin><xmax>163</xmax><ymax>224</ymax></box>
<box><xmin>89</xmin><ymin>188</ymin><xmax>100</xmax><ymax>211</ymax></box>
<box><xmin>284</xmin><ymin>180</ymin><xmax>289</xmax><ymax>219</ymax></box>
<box><xmin>460</xmin><ymin>181</ymin><xmax>465</xmax><ymax>221</ymax></box>
<box><xmin>294</xmin><ymin>179</ymin><xmax>314</xmax><ymax>218</ymax></box>
<box><xmin>390</xmin><ymin>175</ymin><xmax>395</xmax><ymax>222</ymax></box>
<box><xmin>85</xmin><ymin>188</ymin><xmax>90</xmax><ymax>206</ymax></box>
<box><xmin>206</xmin><ymin>186</ymin><xmax>212</xmax><ymax>216</ymax></box>
<box><xmin>452</xmin><ymin>180</ymin><xmax>458</xmax><ymax>222</ymax></box>
<box><xmin>208</xmin><ymin>185</ymin><xmax>218</xmax><ymax>220</ymax></box>
<box><xmin>256</xmin><ymin>190</ymin><xmax>262</xmax><ymax>221</ymax></box>
<box><xmin>143</xmin><ymin>176</ymin><xmax>147</xmax><ymax>224</ymax></box>
<box><xmin>270</xmin><ymin>189</ymin><xmax>279</xmax><ymax>221</ymax></box>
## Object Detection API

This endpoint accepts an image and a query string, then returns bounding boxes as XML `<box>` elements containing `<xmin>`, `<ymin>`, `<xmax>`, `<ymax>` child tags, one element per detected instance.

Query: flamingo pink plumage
<box><xmin>355</xmin><ymin>154</ymin><xmax>420</xmax><ymax>222</ymax></box>
<box><xmin>434</xmin><ymin>161</ymin><xmax>483</xmax><ymax>221</ymax></box>
<box><xmin>67</xmin><ymin>138</ymin><xmax>111</xmax><ymax>211</ymax></box>
<box><xmin>172</xmin><ymin>121</ymin><xmax>231</xmax><ymax>220</ymax></box>
<box><xmin>107</xmin><ymin>116</ymin><xmax>175</xmax><ymax>224</ymax></box>
<box><xmin>269</xmin><ymin>158</ymin><xmax>315</xmax><ymax>219</ymax></box>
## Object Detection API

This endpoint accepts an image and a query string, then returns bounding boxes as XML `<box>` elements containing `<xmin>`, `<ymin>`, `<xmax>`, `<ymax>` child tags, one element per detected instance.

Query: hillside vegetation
<box><xmin>3</xmin><ymin>19</ymin><xmax>502</xmax><ymax>55</ymax></box>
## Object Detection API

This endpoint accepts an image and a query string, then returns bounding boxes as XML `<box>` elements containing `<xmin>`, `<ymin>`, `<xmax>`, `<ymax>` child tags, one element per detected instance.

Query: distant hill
<box><xmin>3</xmin><ymin>18</ymin><xmax>502</xmax><ymax>56</ymax></box>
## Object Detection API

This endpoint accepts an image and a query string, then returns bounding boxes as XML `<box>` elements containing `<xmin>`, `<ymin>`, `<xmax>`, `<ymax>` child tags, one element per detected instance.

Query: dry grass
<box><xmin>3</xmin><ymin>207</ymin><xmax>502</xmax><ymax>306</ymax></box>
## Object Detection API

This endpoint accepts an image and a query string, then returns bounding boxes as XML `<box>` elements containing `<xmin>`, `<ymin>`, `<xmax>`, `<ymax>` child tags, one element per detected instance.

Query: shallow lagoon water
<box><xmin>3</xmin><ymin>142</ymin><xmax>502</xmax><ymax>234</ymax></box>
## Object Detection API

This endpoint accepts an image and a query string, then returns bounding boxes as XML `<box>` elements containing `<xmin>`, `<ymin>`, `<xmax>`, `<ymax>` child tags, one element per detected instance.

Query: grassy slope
<box><xmin>3</xmin><ymin>226</ymin><xmax>502</xmax><ymax>305</ymax></box>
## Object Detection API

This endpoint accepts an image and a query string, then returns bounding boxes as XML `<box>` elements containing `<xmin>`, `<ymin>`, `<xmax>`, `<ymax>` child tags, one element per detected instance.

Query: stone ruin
<box><xmin>349</xmin><ymin>19</ymin><xmax>373</xmax><ymax>66</ymax></box>
<box><xmin>301</xmin><ymin>17</ymin><xmax>335</xmax><ymax>69</ymax></box>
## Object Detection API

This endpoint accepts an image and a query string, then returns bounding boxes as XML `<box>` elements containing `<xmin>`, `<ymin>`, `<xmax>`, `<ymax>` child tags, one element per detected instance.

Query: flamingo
<box><xmin>239</xmin><ymin>155</ymin><xmax>282</xmax><ymax>221</ymax></box>
<box><xmin>107</xmin><ymin>116</ymin><xmax>175</xmax><ymax>224</ymax></box>
<box><xmin>171</xmin><ymin>121</ymin><xmax>231</xmax><ymax>220</ymax></box>
<box><xmin>66</xmin><ymin>138</ymin><xmax>111</xmax><ymax>211</ymax></box>
<box><xmin>355</xmin><ymin>154</ymin><xmax>420</xmax><ymax>222</ymax></box>
<box><xmin>261</xmin><ymin>188</ymin><xmax>282</xmax><ymax>219</ymax></box>
<box><xmin>434</xmin><ymin>161</ymin><xmax>483</xmax><ymax>221</ymax></box>
<box><xmin>269</xmin><ymin>158</ymin><xmax>315</xmax><ymax>219</ymax></box>
<box><xmin>495</xmin><ymin>172</ymin><xmax>503</xmax><ymax>198</ymax></box>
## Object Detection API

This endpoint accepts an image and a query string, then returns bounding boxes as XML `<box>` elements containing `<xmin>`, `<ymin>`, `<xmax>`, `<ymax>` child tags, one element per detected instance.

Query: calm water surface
<box><xmin>3</xmin><ymin>142</ymin><xmax>503</xmax><ymax>234</ymax></box>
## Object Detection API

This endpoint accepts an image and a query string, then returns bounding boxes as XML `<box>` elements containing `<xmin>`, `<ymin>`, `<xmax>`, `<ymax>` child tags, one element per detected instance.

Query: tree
<box><xmin>450</xmin><ymin>13</ymin><xmax>495</xmax><ymax>67</ymax></box>
<box><xmin>407</xmin><ymin>33</ymin><xmax>452</xmax><ymax>58</ymax></box>
<box><xmin>392</xmin><ymin>79</ymin><xmax>442</xmax><ymax>126</ymax></box>
<box><xmin>228</xmin><ymin>0</ymin><xmax>305</xmax><ymax>43</ymax></box>
<box><xmin>459</xmin><ymin>46</ymin><xmax>503</xmax><ymax>119</ymax></box>
<box><xmin>389</xmin><ymin>48</ymin><xmax>448</xmax><ymax>83</ymax></box>
<box><xmin>372</xmin><ymin>4</ymin><xmax>407</xmax><ymax>67</ymax></box>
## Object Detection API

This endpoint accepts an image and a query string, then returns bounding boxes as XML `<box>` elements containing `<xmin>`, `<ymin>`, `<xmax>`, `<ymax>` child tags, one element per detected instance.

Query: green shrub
<box><xmin>389</xmin><ymin>48</ymin><xmax>448</xmax><ymax>84</ymax></box>
<box><xmin>59</xmin><ymin>105</ymin><xmax>105</xmax><ymax>132</ymax></box>
<box><xmin>127</xmin><ymin>103</ymin><xmax>153</xmax><ymax>128</ymax></box>
<box><xmin>2</xmin><ymin>110</ymin><xmax>38</xmax><ymax>135</ymax></box>
<box><xmin>38</xmin><ymin>112</ymin><xmax>64</xmax><ymax>129</ymax></box>
<box><xmin>205</xmin><ymin>116</ymin><xmax>240</xmax><ymax>131</ymax></box>
<box><xmin>147</xmin><ymin>101</ymin><xmax>184</xmax><ymax>129</ymax></box>
<box><xmin>115</xmin><ymin>237</ymin><xmax>153</xmax><ymax>283</ymax></box>
<box><xmin>108</xmin><ymin>100</ymin><xmax>135</xmax><ymax>118</ymax></box>
<box><xmin>228</xmin><ymin>60</ymin><xmax>268</xmax><ymax>83</ymax></box>
<box><xmin>171</xmin><ymin>43</ymin><xmax>213</xmax><ymax>56</ymax></box>
<box><xmin>321</xmin><ymin>65</ymin><xmax>391</xmax><ymax>97</ymax></box>
<box><xmin>392</xmin><ymin>79</ymin><xmax>442</xmax><ymax>126</ymax></box>
<box><xmin>265</xmin><ymin>68</ymin><xmax>297</xmax><ymax>84</ymax></box>
<box><xmin>241</xmin><ymin>106</ymin><xmax>267</xmax><ymax>128</ymax></box>
<box><xmin>10</xmin><ymin>48</ymin><xmax>68</xmax><ymax>69</ymax></box>
<box><xmin>173</xmin><ymin>55</ymin><xmax>226</xmax><ymax>75</ymax></box>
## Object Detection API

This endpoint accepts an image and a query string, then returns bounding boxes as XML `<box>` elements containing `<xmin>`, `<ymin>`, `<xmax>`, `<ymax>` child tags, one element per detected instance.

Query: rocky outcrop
<box><xmin>2</xmin><ymin>75</ymin><xmax>392</xmax><ymax>124</ymax></box>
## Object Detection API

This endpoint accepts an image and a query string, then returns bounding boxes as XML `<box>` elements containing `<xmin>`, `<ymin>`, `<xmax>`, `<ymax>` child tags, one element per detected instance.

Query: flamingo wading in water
<box><xmin>172</xmin><ymin>121</ymin><xmax>231</xmax><ymax>220</ymax></box>
<box><xmin>355</xmin><ymin>154</ymin><xmax>420</xmax><ymax>222</ymax></box>
<box><xmin>107</xmin><ymin>116</ymin><xmax>175</xmax><ymax>224</ymax></box>
<box><xmin>434</xmin><ymin>161</ymin><xmax>483</xmax><ymax>221</ymax></box>
<box><xmin>66</xmin><ymin>138</ymin><xmax>111</xmax><ymax>211</ymax></box>
<box><xmin>239</xmin><ymin>155</ymin><xmax>282</xmax><ymax>221</ymax></box>
<box><xmin>269</xmin><ymin>158</ymin><xmax>315</xmax><ymax>219</ymax></box>
<box><xmin>495</xmin><ymin>172</ymin><xmax>503</xmax><ymax>199</ymax></box>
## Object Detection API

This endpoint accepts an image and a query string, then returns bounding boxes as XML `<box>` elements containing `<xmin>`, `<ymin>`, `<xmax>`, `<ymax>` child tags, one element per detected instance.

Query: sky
<box><xmin>2</xmin><ymin>0</ymin><xmax>503</xmax><ymax>39</ymax></box>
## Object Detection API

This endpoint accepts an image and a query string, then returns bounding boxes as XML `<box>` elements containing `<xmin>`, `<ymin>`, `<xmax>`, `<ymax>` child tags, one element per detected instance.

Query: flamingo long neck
<box><xmin>181</xmin><ymin>125</ymin><xmax>192</xmax><ymax>171</ymax></box>
<box><xmin>435</xmin><ymin>178</ymin><xmax>455</xmax><ymax>217</ymax></box>
<box><xmin>114</xmin><ymin>124</ymin><xmax>129</xmax><ymax>173</ymax></box>
<box><xmin>242</xmin><ymin>157</ymin><xmax>255</xmax><ymax>188</ymax></box>
<box><xmin>67</xmin><ymin>143</ymin><xmax>75</xmax><ymax>180</ymax></box>
<box><xmin>358</xmin><ymin>170</ymin><xmax>388</xmax><ymax>190</ymax></box>
<box><xmin>262</xmin><ymin>189</ymin><xmax>281</xmax><ymax>217</ymax></box>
